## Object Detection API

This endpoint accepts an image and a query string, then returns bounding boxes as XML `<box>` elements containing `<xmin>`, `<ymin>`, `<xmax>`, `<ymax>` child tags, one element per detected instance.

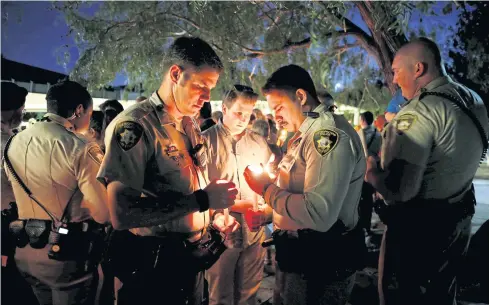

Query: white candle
<box><xmin>224</xmin><ymin>208</ymin><xmax>230</xmax><ymax>225</ymax></box>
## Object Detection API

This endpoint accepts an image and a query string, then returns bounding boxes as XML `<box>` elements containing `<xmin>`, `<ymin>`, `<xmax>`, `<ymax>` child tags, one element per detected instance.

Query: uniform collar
<box><xmin>149</xmin><ymin>91</ymin><xmax>176</xmax><ymax>126</ymax></box>
<box><xmin>414</xmin><ymin>75</ymin><xmax>452</xmax><ymax>99</ymax></box>
<box><xmin>299</xmin><ymin>103</ymin><xmax>327</xmax><ymax>134</ymax></box>
<box><xmin>43</xmin><ymin>113</ymin><xmax>75</xmax><ymax>131</ymax></box>
<box><xmin>403</xmin><ymin>75</ymin><xmax>452</xmax><ymax>108</ymax></box>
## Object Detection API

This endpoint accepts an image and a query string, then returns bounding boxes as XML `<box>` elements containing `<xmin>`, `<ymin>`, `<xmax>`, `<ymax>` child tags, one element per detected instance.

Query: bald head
<box><xmin>396</xmin><ymin>37</ymin><xmax>443</xmax><ymax>74</ymax></box>
<box><xmin>392</xmin><ymin>37</ymin><xmax>444</xmax><ymax>100</ymax></box>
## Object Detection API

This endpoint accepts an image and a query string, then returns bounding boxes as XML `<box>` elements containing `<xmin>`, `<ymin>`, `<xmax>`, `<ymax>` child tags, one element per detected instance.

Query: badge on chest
<box><xmin>165</xmin><ymin>144</ymin><xmax>182</xmax><ymax>165</ymax></box>
<box><xmin>165</xmin><ymin>144</ymin><xmax>192</xmax><ymax>168</ymax></box>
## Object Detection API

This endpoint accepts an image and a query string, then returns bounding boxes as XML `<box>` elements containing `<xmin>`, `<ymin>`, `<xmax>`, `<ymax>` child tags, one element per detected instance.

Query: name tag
<box><xmin>279</xmin><ymin>154</ymin><xmax>296</xmax><ymax>173</ymax></box>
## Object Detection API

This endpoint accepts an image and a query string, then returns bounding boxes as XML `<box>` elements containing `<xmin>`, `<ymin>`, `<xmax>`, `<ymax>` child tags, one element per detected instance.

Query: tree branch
<box><xmin>230</xmin><ymin>37</ymin><xmax>312</xmax><ymax>62</ymax></box>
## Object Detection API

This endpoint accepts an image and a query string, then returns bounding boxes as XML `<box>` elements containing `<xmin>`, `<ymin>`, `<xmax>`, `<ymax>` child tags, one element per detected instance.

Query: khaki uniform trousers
<box><xmin>206</xmin><ymin>237</ymin><xmax>266</xmax><ymax>305</ymax></box>
<box><xmin>15</xmin><ymin>244</ymin><xmax>98</xmax><ymax>305</ymax></box>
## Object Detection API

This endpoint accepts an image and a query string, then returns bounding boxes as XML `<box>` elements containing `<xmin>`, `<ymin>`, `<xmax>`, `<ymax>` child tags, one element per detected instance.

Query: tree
<box><xmin>55</xmin><ymin>1</ymin><xmax>449</xmax><ymax>98</ymax></box>
<box><xmin>449</xmin><ymin>2</ymin><xmax>489</xmax><ymax>106</ymax></box>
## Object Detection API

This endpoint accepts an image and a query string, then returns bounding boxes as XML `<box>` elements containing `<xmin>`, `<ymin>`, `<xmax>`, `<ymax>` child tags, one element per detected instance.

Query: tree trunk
<box><xmin>356</xmin><ymin>1</ymin><xmax>408</xmax><ymax>94</ymax></box>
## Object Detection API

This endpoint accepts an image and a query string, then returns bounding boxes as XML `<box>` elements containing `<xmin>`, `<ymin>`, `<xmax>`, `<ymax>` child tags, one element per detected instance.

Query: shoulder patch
<box><xmin>115</xmin><ymin>121</ymin><xmax>144</xmax><ymax>151</ymax></box>
<box><xmin>88</xmin><ymin>145</ymin><xmax>104</xmax><ymax>165</ymax></box>
<box><xmin>395</xmin><ymin>113</ymin><xmax>417</xmax><ymax>131</ymax></box>
<box><xmin>313</xmin><ymin>129</ymin><xmax>339</xmax><ymax>156</ymax></box>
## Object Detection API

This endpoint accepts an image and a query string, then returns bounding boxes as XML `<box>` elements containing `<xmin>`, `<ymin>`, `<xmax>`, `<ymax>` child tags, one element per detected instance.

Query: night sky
<box><xmin>1</xmin><ymin>1</ymin><xmax>461</xmax><ymax>87</ymax></box>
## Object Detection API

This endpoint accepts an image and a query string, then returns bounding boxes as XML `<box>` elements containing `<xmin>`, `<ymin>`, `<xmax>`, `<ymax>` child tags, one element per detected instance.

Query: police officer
<box><xmin>0</xmin><ymin>81</ymin><xmax>38</xmax><ymax>305</ymax></box>
<box><xmin>203</xmin><ymin>85</ymin><xmax>273</xmax><ymax>305</ymax></box>
<box><xmin>97</xmin><ymin>37</ymin><xmax>239</xmax><ymax>305</ymax></box>
<box><xmin>3</xmin><ymin>80</ymin><xmax>109</xmax><ymax>305</ymax></box>
<box><xmin>1</xmin><ymin>82</ymin><xmax>27</xmax><ymax>211</ymax></box>
<box><xmin>365</xmin><ymin>37</ymin><xmax>489</xmax><ymax>305</ymax></box>
<box><xmin>244</xmin><ymin>65</ymin><xmax>367</xmax><ymax>305</ymax></box>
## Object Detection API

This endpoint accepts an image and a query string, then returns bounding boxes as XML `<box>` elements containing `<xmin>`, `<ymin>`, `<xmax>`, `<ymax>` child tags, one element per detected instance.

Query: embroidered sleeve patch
<box><xmin>115</xmin><ymin>121</ymin><xmax>144</xmax><ymax>151</ymax></box>
<box><xmin>313</xmin><ymin>129</ymin><xmax>339</xmax><ymax>156</ymax></box>
<box><xmin>395</xmin><ymin>113</ymin><xmax>417</xmax><ymax>131</ymax></box>
<box><xmin>88</xmin><ymin>145</ymin><xmax>104</xmax><ymax>165</ymax></box>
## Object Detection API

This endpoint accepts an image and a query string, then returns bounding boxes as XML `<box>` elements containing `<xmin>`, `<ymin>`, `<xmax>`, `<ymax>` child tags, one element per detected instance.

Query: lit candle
<box><xmin>216</xmin><ymin>179</ymin><xmax>233</xmax><ymax>225</ymax></box>
<box><xmin>224</xmin><ymin>208</ymin><xmax>230</xmax><ymax>225</ymax></box>
<box><xmin>247</xmin><ymin>164</ymin><xmax>265</xmax><ymax>211</ymax></box>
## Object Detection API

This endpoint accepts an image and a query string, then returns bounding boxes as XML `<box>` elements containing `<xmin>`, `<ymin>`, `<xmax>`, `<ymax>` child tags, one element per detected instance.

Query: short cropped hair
<box><xmin>46</xmin><ymin>80</ymin><xmax>92</xmax><ymax>118</ymax></box>
<box><xmin>361</xmin><ymin>111</ymin><xmax>374</xmax><ymax>126</ymax></box>
<box><xmin>410</xmin><ymin>37</ymin><xmax>442</xmax><ymax>69</ymax></box>
<box><xmin>262</xmin><ymin>65</ymin><xmax>318</xmax><ymax>101</ymax></box>
<box><xmin>222</xmin><ymin>84</ymin><xmax>259</xmax><ymax>109</ymax></box>
<box><xmin>162</xmin><ymin>37</ymin><xmax>223</xmax><ymax>73</ymax></box>
<box><xmin>100</xmin><ymin>99</ymin><xmax>124</xmax><ymax>114</ymax></box>
<box><xmin>1</xmin><ymin>81</ymin><xmax>28</xmax><ymax>111</ymax></box>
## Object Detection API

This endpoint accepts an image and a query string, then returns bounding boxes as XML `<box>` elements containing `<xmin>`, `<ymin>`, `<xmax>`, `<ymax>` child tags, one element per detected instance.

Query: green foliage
<box><xmin>56</xmin><ymin>1</ymin><xmax>448</xmax><ymax>106</ymax></box>
<box><xmin>449</xmin><ymin>2</ymin><xmax>489</xmax><ymax>102</ymax></box>
<box><xmin>334</xmin><ymin>68</ymin><xmax>392</xmax><ymax>114</ymax></box>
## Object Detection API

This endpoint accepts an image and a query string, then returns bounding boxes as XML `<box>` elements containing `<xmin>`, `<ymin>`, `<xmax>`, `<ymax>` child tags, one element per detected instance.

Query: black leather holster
<box><xmin>272</xmin><ymin>221</ymin><xmax>366</xmax><ymax>280</ymax></box>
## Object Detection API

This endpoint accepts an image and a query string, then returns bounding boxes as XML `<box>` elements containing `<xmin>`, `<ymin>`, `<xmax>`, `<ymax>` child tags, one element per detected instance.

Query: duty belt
<box><xmin>9</xmin><ymin>218</ymin><xmax>104</xmax><ymax>249</ymax></box>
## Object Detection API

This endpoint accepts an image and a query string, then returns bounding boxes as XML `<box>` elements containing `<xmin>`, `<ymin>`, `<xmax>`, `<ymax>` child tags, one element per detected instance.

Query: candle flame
<box><xmin>248</xmin><ymin>164</ymin><xmax>264</xmax><ymax>174</ymax></box>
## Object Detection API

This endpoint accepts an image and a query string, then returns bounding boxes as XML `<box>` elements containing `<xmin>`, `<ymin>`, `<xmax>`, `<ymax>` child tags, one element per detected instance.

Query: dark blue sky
<box><xmin>1</xmin><ymin>1</ymin><xmax>461</xmax><ymax>87</ymax></box>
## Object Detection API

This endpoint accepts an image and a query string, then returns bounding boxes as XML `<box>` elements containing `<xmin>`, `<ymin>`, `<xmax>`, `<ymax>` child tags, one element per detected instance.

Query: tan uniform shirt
<box><xmin>1</xmin><ymin>128</ymin><xmax>15</xmax><ymax>210</ymax></box>
<box><xmin>3</xmin><ymin>113</ymin><xmax>108</xmax><ymax>223</ymax></box>
<box><xmin>381</xmin><ymin>76</ymin><xmax>489</xmax><ymax>203</ymax></box>
<box><xmin>264</xmin><ymin>104</ymin><xmax>366</xmax><ymax>232</ymax></box>
<box><xmin>203</xmin><ymin>121</ymin><xmax>272</xmax><ymax>247</ymax></box>
<box><xmin>97</xmin><ymin>92</ymin><xmax>209</xmax><ymax>236</ymax></box>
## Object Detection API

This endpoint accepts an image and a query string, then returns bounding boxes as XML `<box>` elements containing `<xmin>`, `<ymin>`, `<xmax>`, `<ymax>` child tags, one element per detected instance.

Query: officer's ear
<box><xmin>414</xmin><ymin>62</ymin><xmax>426</xmax><ymax>79</ymax></box>
<box><xmin>169</xmin><ymin>65</ymin><xmax>183</xmax><ymax>84</ymax></box>
<box><xmin>74</xmin><ymin>104</ymin><xmax>85</xmax><ymax>117</ymax></box>
<box><xmin>295</xmin><ymin>89</ymin><xmax>307</xmax><ymax>106</ymax></box>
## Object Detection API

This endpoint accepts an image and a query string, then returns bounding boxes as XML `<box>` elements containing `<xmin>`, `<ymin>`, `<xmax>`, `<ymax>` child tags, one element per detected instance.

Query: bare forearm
<box><xmin>110</xmin><ymin>187</ymin><xmax>207</xmax><ymax>230</ymax></box>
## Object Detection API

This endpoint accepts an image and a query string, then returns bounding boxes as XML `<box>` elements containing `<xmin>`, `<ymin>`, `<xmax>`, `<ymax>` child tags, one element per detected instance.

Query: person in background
<box><xmin>99</xmin><ymin>99</ymin><xmax>124</xmax><ymax>127</ymax></box>
<box><xmin>374</xmin><ymin>114</ymin><xmax>387</xmax><ymax>132</ymax></box>
<box><xmin>135</xmin><ymin>96</ymin><xmax>147</xmax><ymax>103</ymax></box>
<box><xmin>247</xmin><ymin>113</ymin><xmax>256</xmax><ymax>130</ymax></box>
<box><xmin>357</xmin><ymin>111</ymin><xmax>382</xmax><ymax>246</ymax></box>
<box><xmin>212</xmin><ymin>110</ymin><xmax>223</xmax><ymax>124</ymax></box>
<box><xmin>267</xmin><ymin>118</ymin><xmax>279</xmax><ymax>145</ymax></box>
<box><xmin>4</xmin><ymin>80</ymin><xmax>109</xmax><ymax>305</ymax></box>
<box><xmin>0</xmin><ymin>81</ymin><xmax>44</xmax><ymax>305</ymax></box>
<box><xmin>198</xmin><ymin>102</ymin><xmax>216</xmax><ymax>132</ymax></box>
<box><xmin>253</xmin><ymin>108</ymin><xmax>266</xmax><ymax>121</ymax></box>
<box><xmin>86</xmin><ymin>111</ymin><xmax>105</xmax><ymax>148</ymax></box>
<box><xmin>266</xmin><ymin>113</ymin><xmax>274</xmax><ymax>122</ymax></box>
<box><xmin>359</xmin><ymin>111</ymin><xmax>382</xmax><ymax>158</ymax></box>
